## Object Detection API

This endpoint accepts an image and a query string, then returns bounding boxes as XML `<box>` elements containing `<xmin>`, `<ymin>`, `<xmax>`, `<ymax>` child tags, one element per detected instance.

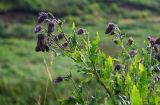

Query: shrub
<box><xmin>33</xmin><ymin>12</ymin><xmax>160</xmax><ymax>105</ymax></box>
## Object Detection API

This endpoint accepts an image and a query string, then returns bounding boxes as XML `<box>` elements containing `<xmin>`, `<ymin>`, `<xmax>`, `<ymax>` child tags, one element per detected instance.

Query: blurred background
<box><xmin>0</xmin><ymin>0</ymin><xmax>160</xmax><ymax>105</ymax></box>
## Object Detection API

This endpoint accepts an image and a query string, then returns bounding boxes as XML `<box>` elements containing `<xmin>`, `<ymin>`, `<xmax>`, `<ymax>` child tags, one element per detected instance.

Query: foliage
<box><xmin>33</xmin><ymin>12</ymin><xmax>160</xmax><ymax>105</ymax></box>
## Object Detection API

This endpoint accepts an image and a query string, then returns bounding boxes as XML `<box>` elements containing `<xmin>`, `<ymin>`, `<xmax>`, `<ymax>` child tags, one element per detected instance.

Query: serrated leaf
<box><xmin>139</xmin><ymin>63</ymin><xmax>144</xmax><ymax>74</ymax></box>
<box><xmin>131</xmin><ymin>85</ymin><xmax>142</xmax><ymax>105</ymax></box>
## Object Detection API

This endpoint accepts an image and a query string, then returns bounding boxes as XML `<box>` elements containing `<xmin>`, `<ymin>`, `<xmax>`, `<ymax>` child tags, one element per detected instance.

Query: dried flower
<box><xmin>105</xmin><ymin>23</ymin><xmax>117</xmax><ymax>35</ymax></box>
<box><xmin>34</xmin><ymin>25</ymin><xmax>42</xmax><ymax>33</ymax></box>
<box><xmin>114</xmin><ymin>64</ymin><xmax>121</xmax><ymax>71</ymax></box>
<box><xmin>77</xmin><ymin>28</ymin><xmax>85</xmax><ymax>35</ymax></box>
<box><xmin>128</xmin><ymin>37</ymin><xmax>134</xmax><ymax>45</ymax></box>
<box><xmin>129</xmin><ymin>51</ymin><xmax>136</xmax><ymax>58</ymax></box>
<box><xmin>54</xmin><ymin>76</ymin><xmax>63</xmax><ymax>83</ymax></box>
<box><xmin>48</xmin><ymin>20</ymin><xmax>55</xmax><ymax>33</ymax></box>
<box><xmin>38</xmin><ymin>12</ymin><xmax>48</xmax><ymax>23</ymax></box>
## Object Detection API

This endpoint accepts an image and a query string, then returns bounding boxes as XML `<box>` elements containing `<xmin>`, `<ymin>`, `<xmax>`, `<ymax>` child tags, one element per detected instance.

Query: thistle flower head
<box><xmin>54</xmin><ymin>76</ymin><xmax>63</xmax><ymax>84</ymax></box>
<box><xmin>114</xmin><ymin>64</ymin><xmax>121</xmax><ymax>71</ymax></box>
<box><xmin>61</xmin><ymin>42</ymin><xmax>68</xmax><ymax>49</ymax></box>
<box><xmin>38</xmin><ymin>12</ymin><xmax>48</xmax><ymax>23</ymax></box>
<box><xmin>129</xmin><ymin>51</ymin><xmax>136</xmax><ymax>58</ymax></box>
<box><xmin>77</xmin><ymin>28</ymin><xmax>85</xmax><ymax>35</ymax></box>
<box><xmin>35</xmin><ymin>34</ymin><xmax>49</xmax><ymax>52</ymax></box>
<box><xmin>105</xmin><ymin>23</ymin><xmax>118</xmax><ymax>35</ymax></box>
<box><xmin>54</xmin><ymin>32</ymin><xmax>64</xmax><ymax>42</ymax></box>
<box><xmin>34</xmin><ymin>25</ymin><xmax>42</xmax><ymax>33</ymax></box>
<box><xmin>48</xmin><ymin>20</ymin><xmax>55</xmax><ymax>33</ymax></box>
<box><xmin>128</xmin><ymin>37</ymin><xmax>134</xmax><ymax>45</ymax></box>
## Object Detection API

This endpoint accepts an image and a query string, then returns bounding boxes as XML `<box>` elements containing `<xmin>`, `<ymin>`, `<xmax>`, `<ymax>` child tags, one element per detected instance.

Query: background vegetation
<box><xmin>0</xmin><ymin>0</ymin><xmax>160</xmax><ymax>105</ymax></box>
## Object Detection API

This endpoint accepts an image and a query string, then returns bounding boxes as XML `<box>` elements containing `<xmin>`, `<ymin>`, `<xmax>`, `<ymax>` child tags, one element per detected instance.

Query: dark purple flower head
<box><xmin>147</xmin><ymin>36</ymin><xmax>157</xmax><ymax>46</ymax></box>
<box><xmin>128</xmin><ymin>37</ymin><xmax>134</xmax><ymax>45</ymax></box>
<box><xmin>54</xmin><ymin>76</ymin><xmax>63</xmax><ymax>84</ymax></box>
<box><xmin>114</xmin><ymin>64</ymin><xmax>121</xmax><ymax>71</ymax></box>
<box><xmin>34</xmin><ymin>25</ymin><xmax>42</xmax><ymax>33</ymax></box>
<box><xmin>38</xmin><ymin>12</ymin><xmax>48</xmax><ymax>23</ymax></box>
<box><xmin>35</xmin><ymin>34</ymin><xmax>49</xmax><ymax>52</ymax></box>
<box><xmin>61</xmin><ymin>42</ymin><xmax>68</xmax><ymax>49</ymax></box>
<box><xmin>48</xmin><ymin>20</ymin><xmax>55</xmax><ymax>33</ymax></box>
<box><xmin>154</xmin><ymin>44</ymin><xmax>160</xmax><ymax>53</ymax></box>
<box><xmin>105</xmin><ymin>23</ymin><xmax>117</xmax><ymax>35</ymax></box>
<box><xmin>54</xmin><ymin>32</ymin><xmax>64</xmax><ymax>42</ymax></box>
<box><xmin>77</xmin><ymin>28</ymin><xmax>85</xmax><ymax>35</ymax></box>
<box><xmin>129</xmin><ymin>51</ymin><xmax>136</xmax><ymax>58</ymax></box>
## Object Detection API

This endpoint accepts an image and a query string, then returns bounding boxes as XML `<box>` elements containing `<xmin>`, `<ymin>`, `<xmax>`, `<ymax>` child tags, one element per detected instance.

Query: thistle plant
<box><xmin>34</xmin><ymin>12</ymin><xmax>160</xmax><ymax>105</ymax></box>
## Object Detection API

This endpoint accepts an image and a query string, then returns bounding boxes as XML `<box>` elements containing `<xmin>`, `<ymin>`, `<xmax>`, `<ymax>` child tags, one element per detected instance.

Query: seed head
<box><xmin>34</xmin><ymin>25</ymin><xmax>42</xmax><ymax>33</ymax></box>
<box><xmin>48</xmin><ymin>20</ymin><xmax>55</xmax><ymax>33</ymax></box>
<box><xmin>38</xmin><ymin>12</ymin><xmax>48</xmax><ymax>23</ymax></box>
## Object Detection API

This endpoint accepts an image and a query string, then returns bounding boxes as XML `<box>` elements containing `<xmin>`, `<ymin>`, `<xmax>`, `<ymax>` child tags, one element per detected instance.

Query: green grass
<box><xmin>0</xmin><ymin>38</ymin><xmax>79</xmax><ymax>105</ymax></box>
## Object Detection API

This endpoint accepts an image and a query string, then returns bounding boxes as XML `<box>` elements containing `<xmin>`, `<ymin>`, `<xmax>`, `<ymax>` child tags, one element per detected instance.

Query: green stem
<box><xmin>43</xmin><ymin>79</ymin><xmax>49</xmax><ymax>105</ymax></box>
<box><xmin>70</xmin><ymin>78</ymin><xmax>85</xmax><ymax>105</ymax></box>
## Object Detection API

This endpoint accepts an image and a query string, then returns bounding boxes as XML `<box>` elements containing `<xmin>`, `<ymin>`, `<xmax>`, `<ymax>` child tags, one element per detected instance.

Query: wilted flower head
<box><xmin>114</xmin><ymin>64</ymin><xmax>121</xmax><ymax>71</ymax></box>
<box><xmin>105</xmin><ymin>23</ymin><xmax>118</xmax><ymax>35</ymax></box>
<box><xmin>54</xmin><ymin>76</ymin><xmax>63</xmax><ymax>84</ymax></box>
<box><xmin>34</xmin><ymin>25</ymin><xmax>42</xmax><ymax>33</ymax></box>
<box><xmin>35</xmin><ymin>34</ymin><xmax>49</xmax><ymax>52</ymax></box>
<box><xmin>129</xmin><ymin>51</ymin><xmax>136</xmax><ymax>58</ymax></box>
<box><xmin>38</xmin><ymin>12</ymin><xmax>48</xmax><ymax>23</ymax></box>
<box><xmin>128</xmin><ymin>37</ymin><xmax>134</xmax><ymax>45</ymax></box>
<box><xmin>77</xmin><ymin>28</ymin><xmax>85</xmax><ymax>35</ymax></box>
<box><xmin>48</xmin><ymin>20</ymin><xmax>55</xmax><ymax>33</ymax></box>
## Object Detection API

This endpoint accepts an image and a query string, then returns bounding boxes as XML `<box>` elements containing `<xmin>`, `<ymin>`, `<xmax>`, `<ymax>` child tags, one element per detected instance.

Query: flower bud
<box><xmin>34</xmin><ymin>25</ymin><xmax>42</xmax><ymax>33</ymax></box>
<box><xmin>114</xmin><ymin>64</ymin><xmax>121</xmax><ymax>71</ymax></box>
<box><xmin>113</xmin><ymin>39</ymin><xmax>119</xmax><ymax>44</ymax></box>
<box><xmin>129</xmin><ymin>51</ymin><xmax>136</xmax><ymax>58</ymax></box>
<box><xmin>54</xmin><ymin>76</ymin><xmax>63</xmax><ymax>84</ymax></box>
<box><xmin>77</xmin><ymin>28</ymin><xmax>85</xmax><ymax>35</ymax></box>
<box><xmin>128</xmin><ymin>37</ymin><xmax>134</xmax><ymax>45</ymax></box>
<box><xmin>48</xmin><ymin>20</ymin><xmax>55</xmax><ymax>33</ymax></box>
<box><xmin>38</xmin><ymin>12</ymin><xmax>48</xmax><ymax>23</ymax></box>
<box><xmin>147</xmin><ymin>36</ymin><xmax>157</xmax><ymax>46</ymax></box>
